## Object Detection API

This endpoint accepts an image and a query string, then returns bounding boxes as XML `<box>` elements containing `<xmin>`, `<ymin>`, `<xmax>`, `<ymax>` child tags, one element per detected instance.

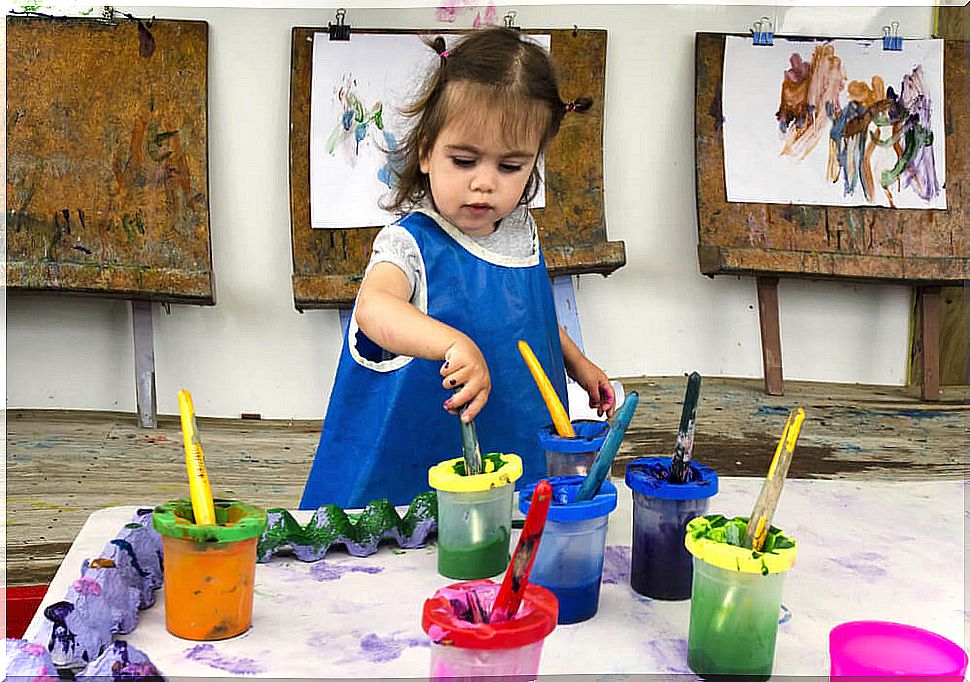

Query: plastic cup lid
<box><xmin>684</xmin><ymin>514</ymin><xmax>796</xmax><ymax>575</ymax></box>
<box><xmin>519</xmin><ymin>475</ymin><xmax>617</xmax><ymax>522</ymax></box>
<box><xmin>428</xmin><ymin>453</ymin><xmax>523</xmax><ymax>492</ymax></box>
<box><xmin>625</xmin><ymin>456</ymin><xmax>719</xmax><ymax>500</ymax></box>
<box><xmin>422</xmin><ymin>579</ymin><xmax>558</xmax><ymax>650</ymax></box>
<box><xmin>829</xmin><ymin>621</ymin><xmax>969</xmax><ymax>676</ymax></box>
<box><xmin>152</xmin><ymin>498</ymin><xmax>267</xmax><ymax>543</ymax></box>
<box><xmin>537</xmin><ymin>420</ymin><xmax>610</xmax><ymax>453</ymax></box>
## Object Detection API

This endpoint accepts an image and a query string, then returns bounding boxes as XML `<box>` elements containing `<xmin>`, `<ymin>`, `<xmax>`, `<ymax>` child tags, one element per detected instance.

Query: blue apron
<box><xmin>300</xmin><ymin>211</ymin><xmax>567</xmax><ymax>509</ymax></box>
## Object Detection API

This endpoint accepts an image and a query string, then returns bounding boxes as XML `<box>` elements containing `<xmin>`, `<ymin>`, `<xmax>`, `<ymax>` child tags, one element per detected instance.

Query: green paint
<box><xmin>690</xmin><ymin>514</ymin><xmax>794</xmax><ymax>560</ymax></box>
<box><xmin>793</xmin><ymin>206</ymin><xmax>820</xmax><ymax>230</ymax></box>
<box><xmin>451</xmin><ymin>451</ymin><xmax>507</xmax><ymax>476</ymax></box>
<box><xmin>119</xmin><ymin>211</ymin><xmax>146</xmax><ymax>238</ymax></box>
<box><xmin>258</xmin><ymin>491</ymin><xmax>437</xmax><ymax>560</ymax></box>
<box><xmin>881</xmin><ymin>126</ymin><xmax>933</xmax><ymax>188</ymax></box>
<box><xmin>437</xmin><ymin>527</ymin><xmax>510</xmax><ymax>580</ymax></box>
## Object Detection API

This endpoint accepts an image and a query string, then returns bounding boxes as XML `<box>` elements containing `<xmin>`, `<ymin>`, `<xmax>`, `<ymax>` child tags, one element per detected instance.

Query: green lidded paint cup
<box><xmin>428</xmin><ymin>453</ymin><xmax>522</xmax><ymax>580</ymax></box>
<box><xmin>684</xmin><ymin>514</ymin><xmax>797</xmax><ymax>680</ymax></box>
<box><xmin>153</xmin><ymin>499</ymin><xmax>267</xmax><ymax>640</ymax></box>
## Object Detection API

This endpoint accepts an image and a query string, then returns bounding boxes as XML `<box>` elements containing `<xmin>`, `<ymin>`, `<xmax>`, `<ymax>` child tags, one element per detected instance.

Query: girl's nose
<box><xmin>470</xmin><ymin>169</ymin><xmax>496</xmax><ymax>192</ymax></box>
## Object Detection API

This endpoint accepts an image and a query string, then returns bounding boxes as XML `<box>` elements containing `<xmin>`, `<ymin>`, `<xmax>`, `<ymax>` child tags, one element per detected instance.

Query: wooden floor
<box><xmin>6</xmin><ymin>376</ymin><xmax>967</xmax><ymax>587</ymax></box>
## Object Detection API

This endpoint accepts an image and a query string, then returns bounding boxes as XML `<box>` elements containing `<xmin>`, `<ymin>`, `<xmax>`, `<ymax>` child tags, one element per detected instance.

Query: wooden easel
<box><xmin>694</xmin><ymin>33</ymin><xmax>969</xmax><ymax>401</ymax></box>
<box><xmin>6</xmin><ymin>15</ymin><xmax>214</xmax><ymax>427</ymax></box>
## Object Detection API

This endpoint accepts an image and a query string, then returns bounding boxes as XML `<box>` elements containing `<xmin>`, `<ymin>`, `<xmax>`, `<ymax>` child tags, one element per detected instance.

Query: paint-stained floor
<box><xmin>6</xmin><ymin>375</ymin><xmax>967</xmax><ymax>587</ymax></box>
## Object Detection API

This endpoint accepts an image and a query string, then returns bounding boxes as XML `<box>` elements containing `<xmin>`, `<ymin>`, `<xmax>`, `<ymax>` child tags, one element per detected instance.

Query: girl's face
<box><xmin>419</xmin><ymin>111</ymin><xmax>541</xmax><ymax>237</ymax></box>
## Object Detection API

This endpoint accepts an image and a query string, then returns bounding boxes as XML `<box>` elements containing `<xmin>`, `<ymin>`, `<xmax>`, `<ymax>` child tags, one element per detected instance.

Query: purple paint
<box><xmin>829</xmin><ymin>552</ymin><xmax>887</xmax><ymax>578</ymax></box>
<box><xmin>644</xmin><ymin>638</ymin><xmax>691</xmax><ymax>674</ymax></box>
<box><xmin>355</xmin><ymin>633</ymin><xmax>429</xmax><ymax>663</ymax></box>
<box><xmin>309</xmin><ymin>561</ymin><xmax>384</xmax><ymax>582</ymax></box>
<box><xmin>601</xmin><ymin>545</ymin><xmax>632</xmax><ymax>585</ymax></box>
<box><xmin>184</xmin><ymin>644</ymin><xmax>266</xmax><ymax>675</ymax></box>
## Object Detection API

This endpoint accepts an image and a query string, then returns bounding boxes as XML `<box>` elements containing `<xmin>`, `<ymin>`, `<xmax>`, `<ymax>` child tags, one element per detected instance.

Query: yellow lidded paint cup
<box><xmin>429</xmin><ymin>453</ymin><xmax>523</xmax><ymax>580</ymax></box>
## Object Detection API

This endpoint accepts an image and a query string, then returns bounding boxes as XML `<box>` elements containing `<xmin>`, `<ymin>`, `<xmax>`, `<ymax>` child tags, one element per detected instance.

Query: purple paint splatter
<box><xmin>829</xmin><ymin>552</ymin><xmax>887</xmax><ymax>578</ymax></box>
<box><xmin>309</xmin><ymin>560</ymin><xmax>383</xmax><ymax>582</ymax></box>
<box><xmin>339</xmin><ymin>633</ymin><xmax>429</xmax><ymax>664</ymax></box>
<box><xmin>644</xmin><ymin>638</ymin><xmax>691</xmax><ymax>673</ymax></box>
<box><xmin>184</xmin><ymin>644</ymin><xmax>265</xmax><ymax>675</ymax></box>
<box><xmin>601</xmin><ymin>545</ymin><xmax>632</xmax><ymax>585</ymax></box>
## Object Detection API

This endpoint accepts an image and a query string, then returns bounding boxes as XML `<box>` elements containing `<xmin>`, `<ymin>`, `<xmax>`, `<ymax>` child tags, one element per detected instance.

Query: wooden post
<box><xmin>756</xmin><ymin>276</ymin><xmax>784</xmax><ymax>396</ymax></box>
<box><xmin>131</xmin><ymin>300</ymin><xmax>157</xmax><ymax>428</ymax></box>
<box><xmin>919</xmin><ymin>286</ymin><xmax>942</xmax><ymax>402</ymax></box>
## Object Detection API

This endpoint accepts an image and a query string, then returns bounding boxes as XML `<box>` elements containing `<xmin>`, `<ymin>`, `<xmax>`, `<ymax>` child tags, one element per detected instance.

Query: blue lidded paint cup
<box><xmin>537</xmin><ymin>420</ymin><xmax>610</xmax><ymax>477</ymax></box>
<box><xmin>625</xmin><ymin>457</ymin><xmax>718</xmax><ymax>600</ymax></box>
<box><xmin>519</xmin><ymin>475</ymin><xmax>618</xmax><ymax>624</ymax></box>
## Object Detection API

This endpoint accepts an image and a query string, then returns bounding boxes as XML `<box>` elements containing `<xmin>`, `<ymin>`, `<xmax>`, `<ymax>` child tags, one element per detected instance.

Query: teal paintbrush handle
<box><xmin>454</xmin><ymin>388</ymin><xmax>482</xmax><ymax>475</ymax></box>
<box><xmin>575</xmin><ymin>391</ymin><xmax>640</xmax><ymax>501</ymax></box>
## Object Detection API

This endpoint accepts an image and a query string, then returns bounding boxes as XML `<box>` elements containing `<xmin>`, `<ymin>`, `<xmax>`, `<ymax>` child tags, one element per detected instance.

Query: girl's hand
<box><xmin>440</xmin><ymin>337</ymin><xmax>491</xmax><ymax>422</ymax></box>
<box><xmin>569</xmin><ymin>357</ymin><xmax>616</xmax><ymax>418</ymax></box>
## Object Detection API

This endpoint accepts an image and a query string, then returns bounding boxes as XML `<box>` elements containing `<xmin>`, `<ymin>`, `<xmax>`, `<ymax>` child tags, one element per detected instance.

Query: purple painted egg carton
<box><xmin>31</xmin><ymin>508</ymin><xmax>165</xmax><ymax>671</ymax></box>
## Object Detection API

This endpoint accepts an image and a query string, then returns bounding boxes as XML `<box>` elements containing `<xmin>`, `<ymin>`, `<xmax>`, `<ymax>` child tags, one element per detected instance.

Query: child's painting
<box><xmin>722</xmin><ymin>36</ymin><xmax>946</xmax><ymax>210</ymax></box>
<box><xmin>310</xmin><ymin>33</ymin><xmax>549</xmax><ymax>229</ymax></box>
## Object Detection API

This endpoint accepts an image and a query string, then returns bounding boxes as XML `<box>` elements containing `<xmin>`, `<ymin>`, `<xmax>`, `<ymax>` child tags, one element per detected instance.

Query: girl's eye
<box><xmin>452</xmin><ymin>157</ymin><xmax>475</xmax><ymax>167</ymax></box>
<box><xmin>499</xmin><ymin>163</ymin><xmax>524</xmax><ymax>173</ymax></box>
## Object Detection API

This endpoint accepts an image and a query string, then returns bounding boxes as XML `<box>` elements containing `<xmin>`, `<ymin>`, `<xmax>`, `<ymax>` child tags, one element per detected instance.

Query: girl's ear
<box><xmin>419</xmin><ymin>152</ymin><xmax>430</xmax><ymax>174</ymax></box>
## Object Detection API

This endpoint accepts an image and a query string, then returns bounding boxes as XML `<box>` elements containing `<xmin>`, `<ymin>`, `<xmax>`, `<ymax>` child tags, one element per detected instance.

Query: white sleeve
<box><xmin>365</xmin><ymin>224</ymin><xmax>425</xmax><ymax>304</ymax></box>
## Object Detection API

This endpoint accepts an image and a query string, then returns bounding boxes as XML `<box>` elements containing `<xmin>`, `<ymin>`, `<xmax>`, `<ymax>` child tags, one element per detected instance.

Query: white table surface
<box><xmin>24</xmin><ymin>477</ymin><xmax>967</xmax><ymax>678</ymax></box>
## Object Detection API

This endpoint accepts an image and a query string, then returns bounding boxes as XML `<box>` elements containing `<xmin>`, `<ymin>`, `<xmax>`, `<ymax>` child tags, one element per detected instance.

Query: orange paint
<box><xmin>161</xmin><ymin>534</ymin><xmax>258</xmax><ymax>640</ymax></box>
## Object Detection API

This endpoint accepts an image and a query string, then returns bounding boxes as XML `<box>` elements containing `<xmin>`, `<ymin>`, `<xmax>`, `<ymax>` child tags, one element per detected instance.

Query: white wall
<box><xmin>5</xmin><ymin>3</ymin><xmax>927</xmax><ymax>419</ymax></box>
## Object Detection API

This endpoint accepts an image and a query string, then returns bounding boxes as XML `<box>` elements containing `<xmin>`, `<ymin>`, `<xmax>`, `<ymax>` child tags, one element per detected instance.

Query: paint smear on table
<box><xmin>601</xmin><ymin>545</ymin><xmax>632</xmax><ymax>585</ymax></box>
<box><xmin>337</xmin><ymin>632</ymin><xmax>429</xmax><ymax>664</ymax></box>
<box><xmin>309</xmin><ymin>561</ymin><xmax>383</xmax><ymax>582</ymax></box>
<box><xmin>184</xmin><ymin>644</ymin><xmax>266</xmax><ymax>675</ymax></box>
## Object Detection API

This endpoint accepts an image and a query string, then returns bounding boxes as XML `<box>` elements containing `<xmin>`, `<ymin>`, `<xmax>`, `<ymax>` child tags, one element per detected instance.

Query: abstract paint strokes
<box><xmin>326</xmin><ymin>76</ymin><xmax>400</xmax><ymax>190</ymax></box>
<box><xmin>776</xmin><ymin>44</ymin><xmax>941</xmax><ymax>207</ymax></box>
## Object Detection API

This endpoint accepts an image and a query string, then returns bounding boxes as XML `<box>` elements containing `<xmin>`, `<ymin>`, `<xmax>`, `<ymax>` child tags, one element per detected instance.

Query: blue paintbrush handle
<box><xmin>670</xmin><ymin>372</ymin><xmax>702</xmax><ymax>483</ymax></box>
<box><xmin>575</xmin><ymin>391</ymin><xmax>640</xmax><ymax>501</ymax></box>
<box><xmin>454</xmin><ymin>387</ymin><xmax>482</xmax><ymax>475</ymax></box>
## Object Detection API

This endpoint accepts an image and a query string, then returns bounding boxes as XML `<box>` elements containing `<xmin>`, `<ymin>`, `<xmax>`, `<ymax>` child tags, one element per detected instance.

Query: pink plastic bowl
<box><xmin>830</xmin><ymin>621</ymin><xmax>968</xmax><ymax>677</ymax></box>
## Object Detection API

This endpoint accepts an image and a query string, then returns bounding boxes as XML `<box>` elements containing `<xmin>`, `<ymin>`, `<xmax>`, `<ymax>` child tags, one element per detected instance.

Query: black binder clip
<box><xmin>751</xmin><ymin>16</ymin><xmax>774</xmax><ymax>46</ymax></box>
<box><xmin>329</xmin><ymin>8</ymin><xmax>351</xmax><ymax>41</ymax></box>
<box><xmin>504</xmin><ymin>11</ymin><xmax>520</xmax><ymax>32</ymax></box>
<box><xmin>882</xmin><ymin>21</ymin><xmax>902</xmax><ymax>51</ymax></box>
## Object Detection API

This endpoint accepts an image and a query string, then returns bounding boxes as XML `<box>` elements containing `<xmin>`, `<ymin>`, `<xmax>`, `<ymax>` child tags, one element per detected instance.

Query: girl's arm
<box><xmin>559</xmin><ymin>326</ymin><xmax>616</xmax><ymax>418</ymax></box>
<box><xmin>354</xmin><ymin>262</ymin><xmax>491</xmax><ymax>421</ymax></box>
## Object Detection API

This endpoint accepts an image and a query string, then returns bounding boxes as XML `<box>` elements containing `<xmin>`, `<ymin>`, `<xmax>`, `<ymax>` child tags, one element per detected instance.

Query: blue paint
<box><xmin>756</xmin><ymin>405</ymin><xmax>790</xmax><ymax>416</ymax></box>
<box><xmin>44</xmin><ymin>601</ymin><xmax>75</xmax><ymax>656</ymax></box>
<box><xmin>110</xmin><ymin>539</ymin><xmax>149</xmax><ymax>577</ymax></box>
<box><xmin>547</xmin><ymin>579</ymin><xmax>602</xmax><ymax>624</ymax></box>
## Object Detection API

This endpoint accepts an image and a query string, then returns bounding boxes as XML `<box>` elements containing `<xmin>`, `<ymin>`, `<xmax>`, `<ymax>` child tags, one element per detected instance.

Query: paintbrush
<box><xmin>743</xmin><ymin>408</ymin><xmax>805</xmax><ymax>551</ymax></box>
<box><xmin>669</xmin><ymin>372</ymin><xmax>702</xmax><ymax>484</ymax></box>
<box><xmin>489</xmin><ymin>479</ymin><xmax>552</xmax><ymax>623</ymax></box>
<box><xmin>177</xmin><ymin>389</ymin><xmax>216</xmax><ymax>525</ymax></box>
<box><xmin>518</xmin><ymin>340</ymin><xmax>575</xmax><ymax>438</ymax></box>
<box><xmin>574</xmin><ymin>392</ymin><xmax>640</xmax><ymax>501</ymax></box>
<box><xmin>453</xmin><ymin>387</ymin><xmax>482</xmax><ymax>475</ymax></box>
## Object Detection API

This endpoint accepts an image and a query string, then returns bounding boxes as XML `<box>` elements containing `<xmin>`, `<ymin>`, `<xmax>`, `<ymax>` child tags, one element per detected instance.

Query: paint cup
<box><xmin>152</xmin><ymin>498</ymin><xmax>267</xmax><ymax>641</ymax></box>
<box><xmin>422</xmin><ymin>578</ymin><xmax>558</xmax><ymax>680</ymax></box>
<box><xmin>684</xmin><ymin>514</ymin><xmax>796</xmax><ymax>680</ymax></box>
<box><xmin>518</xmin><ymin>475</ymin><xmax>617</xmax><ymax>624</ymax></box>
<box><xmin>429</xmin><ymin>453</ymin><xmax>522</xmax><ymax>580</ymax></box>
<box><xmin>538</xmin><ymin>420</ymin><xmax>610</xmax><ymax>477</ymax></box>
<box><xmin>829</xmin><ymin>621</ymin><xmax>968</xmax><ymax>678</ymax></box>
<box><xmin>625</xmin><ymin>457</ymin><xmax>719</xmax><ymax>600</ymax></box>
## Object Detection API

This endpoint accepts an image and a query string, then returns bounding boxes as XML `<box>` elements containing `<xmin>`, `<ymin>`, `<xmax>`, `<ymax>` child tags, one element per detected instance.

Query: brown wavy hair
<box><xmin>383</xmin><ymin>27</ymin><xmax>591</xmax><ymax>213</ymax></box>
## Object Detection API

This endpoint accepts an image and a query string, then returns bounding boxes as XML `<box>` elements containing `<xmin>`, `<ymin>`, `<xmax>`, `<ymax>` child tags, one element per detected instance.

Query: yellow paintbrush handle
<box><xmin>178</xmin><ymin>389</ymin><xmax>216</xmax><ymax>525</ymax></box>
<box><xmin>746</xmin><ymin>408</ymin><xmax>805</xmax><ymax>551</ymax></box>
<box><xmin>517</xmin><ymin>340</ymin><xmax>574</xmax><ymax>438</ymax></box>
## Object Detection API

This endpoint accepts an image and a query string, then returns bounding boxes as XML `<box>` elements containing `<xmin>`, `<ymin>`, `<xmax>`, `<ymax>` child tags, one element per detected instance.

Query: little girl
<box><xmin>301</xmin><ymin>27</ymin><xmax>614</xmax><ymax>509</ymax></box>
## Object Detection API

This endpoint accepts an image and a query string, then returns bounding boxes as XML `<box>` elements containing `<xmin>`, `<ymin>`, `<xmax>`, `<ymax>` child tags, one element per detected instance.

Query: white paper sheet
<box><xmin>310</xmin><ymin>33</ymin><xmax>550</xmax><ymax>229</ymax></box>
<box><xmin>722</xmin><ymin>36</ymin><xmax>946</xmax><ymax>209</ymax></box>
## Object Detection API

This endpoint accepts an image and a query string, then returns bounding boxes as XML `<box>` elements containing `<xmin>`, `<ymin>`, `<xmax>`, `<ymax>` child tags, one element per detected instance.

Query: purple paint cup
<box><xmin>625</xmin><ymin>457</ymin><xmax>718</xmax><ymax>600</ymax></box>
<box><xmin>538</xmin><ymin>420</ymin><xmax>610</xmax><ymax>477</ymax></box>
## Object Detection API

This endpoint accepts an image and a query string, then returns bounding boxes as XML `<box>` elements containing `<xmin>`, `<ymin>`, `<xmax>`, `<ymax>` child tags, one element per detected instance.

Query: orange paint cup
<box><xmin>153</xmin><ymin>499</ymin><xmax>267</xmax><ymax>641</ymax></box>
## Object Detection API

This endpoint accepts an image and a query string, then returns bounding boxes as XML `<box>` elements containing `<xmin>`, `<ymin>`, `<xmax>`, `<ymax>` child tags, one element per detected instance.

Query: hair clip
<box><xmin>565</xmin><ymin>101</ymin><xmax>577</xmax><ymax>112</ymax></box>
<box><xmin>440</xmin><ymin>49</ymin><xmax>450</xmax><ymax>59</ymax></box>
